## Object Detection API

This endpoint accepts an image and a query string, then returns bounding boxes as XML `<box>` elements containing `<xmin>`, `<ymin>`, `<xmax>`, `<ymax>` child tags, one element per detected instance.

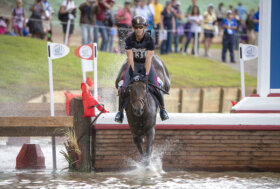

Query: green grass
<box><xmin>161</xmin><ymin>54</ymin><xmax>256</xmax><ymax>88</ymax></box>
<box><xmin>0</xmin><ymin>35</ymin><xmax>125</xmax><ymax>102</ymax></box>
<box><xmin>0</xmin><ymin>35</ymin><xmax>256</xmax><ymax>102</ymax></box>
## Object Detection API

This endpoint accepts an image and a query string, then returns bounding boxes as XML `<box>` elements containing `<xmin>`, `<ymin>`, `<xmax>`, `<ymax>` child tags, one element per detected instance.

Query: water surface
<box><xmin>1</xmin><ymin>137</ymin><xmax>280</xmax><ymax>189</ymax></box>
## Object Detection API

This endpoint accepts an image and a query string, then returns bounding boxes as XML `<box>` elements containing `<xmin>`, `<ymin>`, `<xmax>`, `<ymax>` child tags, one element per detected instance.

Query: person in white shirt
<box><xmin>135</xmin><ymin>0</ymin><xmax>149</xmax><ymax>19</ymax></box>
<box><xmin>183</xmin><ymin>5</ymin><xmax>202</xmax><ymax>54</ymax></box>
<box><xmin>130</xmin><ymin>0</ymin><xmax>140</xmax><ymax>17</ymax></box>
<box><xmin>59</xmin><ymin>0</ymin><xmax>76</xmax><ymax>45</ymax></box>
<box><xmin>42</xmin><ymin>0</ymin><xmax>53</xmax><ymax>41</ymax></box>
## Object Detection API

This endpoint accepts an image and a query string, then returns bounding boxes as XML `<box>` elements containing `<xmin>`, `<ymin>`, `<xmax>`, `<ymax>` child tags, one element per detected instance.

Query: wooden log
<box><xmin>181</xmin><ymin>88</ymin><xmax>201</xmax><ymax>113</ymax></box>
<box><xmin>0</xmin><ymin>103</ymin><xmax>66</xmax><ymax>116</ymax></box>
<box><xmin>165</xmin><ymin>88</ymin><xmax>181</xmax><ymax>112</ymax></box>
<box><xmin>201</xmin><ymin>88</ymin><xmax>222</xmax><ymax>113</ymax></box>
<box><xmin>92</xmin><ymin>123</ymin><xmax>280</xmax><ymax>172</ymax></box>
<box><xmin>0</xmin><ymin>117</ymin><xmax>73</xmax><ymax>127</ymax></box>
<box><xmin>0</xmin><ymin>117</ymin><xmax>73</xmax><ymax>136</ymax></box>
<box><xmin>73</xmin><ymin>97</ymin><xmax>92</xmax><ymax>172</ymax></box>
<box><xmin>221</xmin><ymin>88</ymin><xmax>239</xmax><ymax>113</ymax></box>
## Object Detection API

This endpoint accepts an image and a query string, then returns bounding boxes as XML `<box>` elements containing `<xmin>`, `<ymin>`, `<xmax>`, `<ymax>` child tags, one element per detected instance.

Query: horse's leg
<box><xmin>133</xmin><ymin>136</ymin><xmax>144</xmax><ymax>158</ymax></box>
<box><xmin>144</xmin><ymin>127</ymin><xmax>155</xmax><ymax>166</ymax></box>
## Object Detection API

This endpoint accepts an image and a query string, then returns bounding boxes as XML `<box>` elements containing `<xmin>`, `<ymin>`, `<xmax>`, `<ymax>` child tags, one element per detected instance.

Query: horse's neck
<box><xmin>146</xmin><ymin>92</ymin><xmax>157</xmax><ymax>109</ymax></box>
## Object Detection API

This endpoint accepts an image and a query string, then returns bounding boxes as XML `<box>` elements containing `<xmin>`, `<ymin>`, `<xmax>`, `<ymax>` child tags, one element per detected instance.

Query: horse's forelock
<box><xmin>129</xmin><ymin>82</ymin><xmax>147</xmax><ymax>104</ymax></box>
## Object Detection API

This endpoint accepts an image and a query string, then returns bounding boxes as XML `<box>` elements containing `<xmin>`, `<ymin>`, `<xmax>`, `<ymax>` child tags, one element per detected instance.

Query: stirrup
<box><xmin>160</xmin><ymin>108</ymin><xmax>169</xmax><ymax>121</ymax></box>
<box><xmin>114</xmin><ymin>111</ymin><xmax>124</xmax><ymax>123</ymax></box>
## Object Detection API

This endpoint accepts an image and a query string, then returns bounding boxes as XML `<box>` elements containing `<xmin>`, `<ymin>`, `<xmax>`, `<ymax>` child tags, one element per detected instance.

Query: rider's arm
<box><xmin>126</xmin><ymin>50</ymin><xmax>134</xmax><ymax>71</ymax></box>
<box><xmin>145</xmin><ymin>50</ymin><xmax>154</xmax><ymax>75</ymax></box>
<box><xmin>125</xmin><ymin>36</ymin><xmax>134</xmax><ymax>71</ymax></box>
<box><xmin>145</xmin><ymin>36</ymin><xmax>155</xmax><ymax>75</ymax></box>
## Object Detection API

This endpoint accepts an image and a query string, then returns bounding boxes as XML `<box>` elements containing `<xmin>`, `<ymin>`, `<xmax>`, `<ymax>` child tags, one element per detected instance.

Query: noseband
<box><xmin>128</xmin><ymin>82</ymin><xmax>148</xmax><ymax>109</ymax></box>
<box><xmin>131</xmin><ymin>97</ymin><xmax>146</xmax><ymax>108</ymax></box>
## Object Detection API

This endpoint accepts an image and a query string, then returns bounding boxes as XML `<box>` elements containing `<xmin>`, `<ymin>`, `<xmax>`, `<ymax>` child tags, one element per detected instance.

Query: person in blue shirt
<box><xmin>253</xmin><ymin>8</ymin><xmax>259</xmax><ymax>45</ymax></box>
<box><xmin>160</xmin><ymin>1</ymin><xmax>175</xmax><ymax>54</ymax></box>
<box><xmin>236</xmin><ymin>2</ymin><xmax>247</xmax><ymax>20</ymax></box>
<box><xmin>221</xmin><ymin>10</ymin><xmax>237</xmax><ymax>63</ymax></box>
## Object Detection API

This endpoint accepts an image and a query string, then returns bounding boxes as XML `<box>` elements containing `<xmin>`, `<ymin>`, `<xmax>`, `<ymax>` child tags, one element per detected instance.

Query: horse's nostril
<box><xmin>133</xmin><ymin>107</ymin><xmax>143</xmax><ymax>116</ymax></box>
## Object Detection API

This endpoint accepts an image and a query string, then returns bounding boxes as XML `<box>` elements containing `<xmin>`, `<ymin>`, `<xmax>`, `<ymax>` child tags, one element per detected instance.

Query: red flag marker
<box><xmin>74</xmin><ymin>44</ymin><xmax>94</xmax><ymax>60</ymax></box>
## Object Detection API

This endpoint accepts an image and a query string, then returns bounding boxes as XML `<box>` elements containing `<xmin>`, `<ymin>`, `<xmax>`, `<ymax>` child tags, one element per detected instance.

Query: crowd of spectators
<box><xmin>0</xmin><ymin>0</ymin><xmax>260</xmax><ymax>62</ymax></box>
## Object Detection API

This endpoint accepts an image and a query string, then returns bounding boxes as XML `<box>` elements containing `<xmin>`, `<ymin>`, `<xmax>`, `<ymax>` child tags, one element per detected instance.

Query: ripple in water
<box><xmin>1</xmin><ymin>138</ymin><xmax>280</xmax><ymax>188</ymax></box>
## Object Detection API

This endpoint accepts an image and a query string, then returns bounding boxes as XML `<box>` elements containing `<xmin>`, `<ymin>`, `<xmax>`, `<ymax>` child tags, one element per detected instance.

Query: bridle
<box><xmin>127</xmin><ymin>75</ymin><xmax>149</xmax><ymax>109</ymax></box>
<box><xmin>131</xmin><ymin>97</ymin><xmax>146</xmax><ymax>109</ymax></box>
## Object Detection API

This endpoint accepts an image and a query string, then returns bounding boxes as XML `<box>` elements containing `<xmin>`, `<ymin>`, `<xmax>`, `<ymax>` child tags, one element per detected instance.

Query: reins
<box><xmin>147</xmin><ymin>82</ymin><xmax>169</xmax><ymax>95</ymax></box>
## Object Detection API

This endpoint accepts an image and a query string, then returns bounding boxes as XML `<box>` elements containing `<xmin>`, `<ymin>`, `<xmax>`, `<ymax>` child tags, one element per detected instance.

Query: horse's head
<box><xmin>128</xmin><ymin>74</ymin><xmax>148</xmax><ymax>117</ymax></box>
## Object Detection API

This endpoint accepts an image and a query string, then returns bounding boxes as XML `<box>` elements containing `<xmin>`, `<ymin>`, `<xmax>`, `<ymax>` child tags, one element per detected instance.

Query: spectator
<box><xmin>115</xmin><ymin>0</ymin><xmax>132</xmax><ymax>54</ymax></box>
<box><xmin>3</xmin><ymin>18</ymin><xmax>16</xmax><ymax>36</ymax></box>
<box><xmin>79</xmin><ymin>0</ymin><xmax>96</xmax><ymax>45</ymax></box>
<box><xmin>42</xmin><ymin>0</ymin><xmax>52</xmax><ymax>41</ymax></box>
<box><xmin>233</xmin><ymin>8</ymin><xmax>240</xmax><ymax>50</ymax></box>
<box><xmin>28</xmin><ymin>0</ymin><xmax>45</xmax><ymax>39</ymax></box>
<box><xmin>240</xmin><ymin>19</ymin><xmax>248</xmax><ymax>43</ymax></box>
<box><xmin>216</xmin><ymin>2</ymin><xmax>225</xmax><ymax>34</ymax></box>
<box><xmin>172</xmin><ymin>1</ymin><xmax>183</xmax><ymax>53</ymax></box>
<box><xmin>221</xmin><ymin>10</ymin><xmax>237</xmax><ymax>63</ymax></box>
<box><xmin>94</xmin><ymin>0</ymin><xmax>111</xmax><ymax>51</ymax></box>
<box><xmin>0</xmin><ymin>17</ymin><xmax>7</xmax><ymax>35</ymax></box>
<box><xmin>185</xmin><ymin>0</ymin><xmax>197</xmax><ymax>17</ymax></box>
<box><xmin>22</xmin><ymin>21</ymin><xmax>30</xmax><ymax>37</ymax></box>
<box><xmin>160</xmin><ymin>1</ymin><xmax>175</xmax><ymax>54</ymax></box>
<box><xmin>246</xmin><ymin>9</ymin><xmax>255</xmax><ymax>44</ymax></box>
<box><xmin>135</xmin><ymin>0</ymin><xmax>149</xmax><ymax>19</ymax></box>
<box><xmin>229</xmin><ymin>5</ymin><xmax>233</xmax><ymax>11</ymax></box>
<box><xmin>105</xmin><ymin>0</ymin><xmax>115</xmax><ymax>52</ymax></box>
<box><xmin>11</xmin><ymin>0</ymin><xmax>25</xmax><ymax>36</ymax></box>
<box><xmin>131</xmin><ymin>0</ymin><xmax>140</xmax><ymax>17</ymax></box>
<box><xmin>59</xmin><ymin>0</ymin><xmax>76</xmax><ymax>45</ymax></box>
<box><xmin>236</xmin><ymin>2</ymin><xmax>247</xmax><ymax>21</ymax></box>
<box><xmin>203</xmin><ymin>4</ymin><xmax>216</xmax><ymax>57</ymax></box>
<box><xmin>146</xmin><ymin>0</ymin><xmax>155</xmax><ymax>37</ymax></box>
<box><xmin>181</xmin><ymin>0</ymin><xmax>197</xmax><ymax>53</ymax></box>
<box><xmin>183</xmin><ymin>5</ymin><xmax>202</xmax><ymax>55</ymax></box>
<box><xmin>152</xmin><ymin>0</ymin><xmax>163</xmax><ymax>47</ymax></box>
<box><xmin>253</xmin><ymin>7</ymin><xmax>259</xmax><ymax>45</ymax></box>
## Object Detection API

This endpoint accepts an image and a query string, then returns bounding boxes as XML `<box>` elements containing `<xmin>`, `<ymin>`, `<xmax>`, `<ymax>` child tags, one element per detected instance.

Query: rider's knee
<box><xmin>117</xmin><ymin>80</ymin><xmax>124</xmax><ymax>95</ymax></box>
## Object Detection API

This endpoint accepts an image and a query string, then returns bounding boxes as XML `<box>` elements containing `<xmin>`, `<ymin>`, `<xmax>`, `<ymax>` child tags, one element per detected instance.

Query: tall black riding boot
<box><xmin>115</xmin><ymin>91</ymin><xmax>125</xmax><ymax>123</ymax></box>
<box><xmin>154</xmin><ymin>89</ymin><xmax>169</xmax><ymax>121</ymax></box>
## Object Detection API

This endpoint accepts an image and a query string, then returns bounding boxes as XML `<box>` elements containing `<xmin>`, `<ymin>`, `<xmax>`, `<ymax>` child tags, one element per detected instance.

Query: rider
<box><xmin>114</xmin><ymin>15</ymin><xmax>169</xmax><ymax>123</ymax></box>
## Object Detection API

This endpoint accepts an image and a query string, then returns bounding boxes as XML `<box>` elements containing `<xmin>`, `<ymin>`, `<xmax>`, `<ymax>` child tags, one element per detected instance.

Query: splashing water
<box><xmin>122</xmin><ymin>139</ymin><xmax>174</xmax><ymax>179</ymax></box>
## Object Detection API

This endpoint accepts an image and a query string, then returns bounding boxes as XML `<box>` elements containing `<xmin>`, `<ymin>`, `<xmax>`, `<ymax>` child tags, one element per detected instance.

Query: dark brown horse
<box><xmin>115</xmin><ymin>55</ymin><xmax>170</xmax><ymax>166</ymax></box>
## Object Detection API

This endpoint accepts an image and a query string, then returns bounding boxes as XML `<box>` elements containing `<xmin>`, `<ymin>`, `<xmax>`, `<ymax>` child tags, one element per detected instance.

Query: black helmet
<box><xmin>132</xmin><ymin>16</ymin><xmax>148</xmax><ymax>27</ymax></box>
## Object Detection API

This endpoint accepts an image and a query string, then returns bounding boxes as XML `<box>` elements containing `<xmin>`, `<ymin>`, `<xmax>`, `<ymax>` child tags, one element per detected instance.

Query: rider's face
<box><xmin>133</xmin><ymin>25</ymin><xmax>145</xmax><ymax>37</ymax></box>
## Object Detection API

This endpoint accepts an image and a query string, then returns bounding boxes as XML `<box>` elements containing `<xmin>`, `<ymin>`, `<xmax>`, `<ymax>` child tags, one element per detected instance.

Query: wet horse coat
<box><xmin>115</xmin><ymin>55</ymin><xmax>170</xmax><ymax>165</ymax></box>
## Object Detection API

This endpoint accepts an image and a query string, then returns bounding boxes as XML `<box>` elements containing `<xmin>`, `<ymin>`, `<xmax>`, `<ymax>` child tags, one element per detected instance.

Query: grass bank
<box><xmin>0</xmin><ymin>35</ymin><xmax>256</xmax><ymax>102</ymax></box>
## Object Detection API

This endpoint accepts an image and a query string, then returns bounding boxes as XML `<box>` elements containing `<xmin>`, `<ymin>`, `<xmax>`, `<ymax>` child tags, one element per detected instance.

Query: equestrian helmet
<box><xmin>132</xmin><ymin>16</ymin><xmax>148</xmax><ymax>27</ymax></box>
